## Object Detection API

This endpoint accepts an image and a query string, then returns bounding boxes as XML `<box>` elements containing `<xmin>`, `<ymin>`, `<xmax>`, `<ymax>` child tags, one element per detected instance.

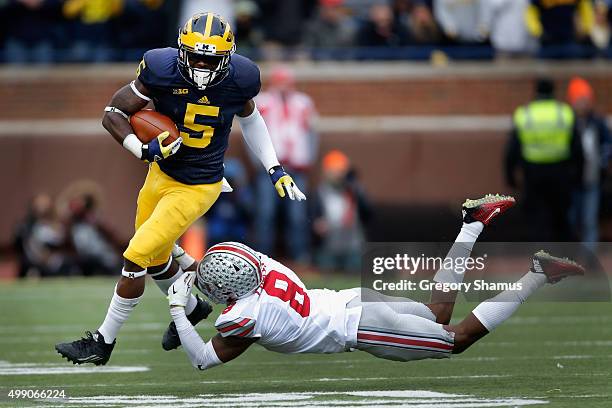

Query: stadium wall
<box><xmin>1</xmin><ymin>62</ymin><xmax>611</xmax><ymax>246</ymax></box>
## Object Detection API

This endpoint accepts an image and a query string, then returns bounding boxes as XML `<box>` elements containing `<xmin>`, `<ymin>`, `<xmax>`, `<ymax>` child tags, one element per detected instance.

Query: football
<box><xmin>129</xmin><ymin>109</ymin><xmax>180</xmax><ymax>146</ymax></box>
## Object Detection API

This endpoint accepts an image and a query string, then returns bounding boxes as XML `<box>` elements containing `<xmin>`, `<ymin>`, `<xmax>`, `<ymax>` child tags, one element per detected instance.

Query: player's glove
<box><xmin>141</xmin><ymin>131</ymin><xmax>182</xmax><ymax>163</ymax></box>
<box><xmin>268</xmin><ymin>165</ymin><xmax>307</xmax><ymax>201</ymax></box>
<box><xmin>167</xmin><ymin>272</ymin><xmax>195</xmax><ymax>308</ymax></box>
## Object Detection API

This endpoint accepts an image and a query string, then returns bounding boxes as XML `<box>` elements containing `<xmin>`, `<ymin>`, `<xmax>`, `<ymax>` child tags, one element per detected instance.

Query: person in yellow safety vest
<box><xmin>505</xmin><ymin>78</ymin><xmax>584</xmax><ymax>242</ymax></box>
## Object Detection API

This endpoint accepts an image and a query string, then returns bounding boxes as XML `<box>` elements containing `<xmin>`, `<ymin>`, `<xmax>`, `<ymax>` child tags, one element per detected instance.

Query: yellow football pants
<box><xmin>123</xmin><ymin>163</ymin><xmax>222</xmax><ymax>268</ymax></box>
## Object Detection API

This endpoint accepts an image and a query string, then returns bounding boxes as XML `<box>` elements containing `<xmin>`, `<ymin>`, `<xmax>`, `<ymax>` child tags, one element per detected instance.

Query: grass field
<box><xmin>0</xmin><ymin>276</ymin><xmax>610</xmax><ymax>407</ymax></box>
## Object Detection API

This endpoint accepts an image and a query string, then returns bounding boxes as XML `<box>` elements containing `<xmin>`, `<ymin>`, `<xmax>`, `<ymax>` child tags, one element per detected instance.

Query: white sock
<box><xmin>457</xmin><ymin>221</ymin><xmax>483</xmax><ymax>244</ymax></box>
<box><xmin>472</xmin><ymin>271</ymin><xmax>547</xmax><ymax>332</ymax></box>
<box><xmin>153</xmin><ymin>267</ymin><xmax>197</xmax><ymax>315</ymax></box>
<box><xmin>434</xmin><ymin>221</ymin><xmax>484</xmax><ymax>284</ymax></box>
<box><xmin>98</xmin><ymin>289</ymin><xmax>141</xmax><ymax>344</ymax></box>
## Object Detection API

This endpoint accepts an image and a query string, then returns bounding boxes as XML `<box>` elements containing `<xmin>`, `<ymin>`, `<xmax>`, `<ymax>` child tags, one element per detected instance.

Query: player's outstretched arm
<box><xmin>167</xmin><ymin>273</ymin><xmax>253</xmax><ymax>370</ymax></box>
<box><xmin>238</xmin><ymin>100</ymin><xmax>306</xmax><ymax>201</ymax></box>
<box><xmin>102</xmin><ymin>79</ymin><xmax>181</xmax><ymax>162</ymax></box>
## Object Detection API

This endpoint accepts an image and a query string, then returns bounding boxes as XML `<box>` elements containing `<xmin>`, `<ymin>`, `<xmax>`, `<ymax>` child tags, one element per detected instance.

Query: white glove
<box><xmin>167</xmin><ymin>272</ymin><xmax>195</xmax><ymax>308</ymax></box>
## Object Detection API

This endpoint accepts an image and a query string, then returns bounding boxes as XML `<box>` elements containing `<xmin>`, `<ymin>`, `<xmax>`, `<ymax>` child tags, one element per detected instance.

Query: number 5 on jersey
<box><xmin>181</xmin><ymin>103</ymin><xmax>220</xmax><ymax>149</ymax></box>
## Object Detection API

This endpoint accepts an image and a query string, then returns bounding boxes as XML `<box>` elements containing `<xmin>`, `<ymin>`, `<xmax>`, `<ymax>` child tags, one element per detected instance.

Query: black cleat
<box><xmin>162</xmin><ymin>294</ymin><xmax>213</xmax><ymax>351</ymax></box>
<box><xmin>55</xmin><ymin>331</ymin><xmax>115</xmax><ymax>366</ymax></box>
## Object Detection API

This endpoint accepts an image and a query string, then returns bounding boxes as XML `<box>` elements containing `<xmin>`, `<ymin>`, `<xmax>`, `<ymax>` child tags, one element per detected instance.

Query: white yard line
<box><xmin>13</xmin><ymin>371</ymin><xmax>606</xmax><ymax>391</ymax></box>
<box><xmin>0</xmin><ymin>364</ymin><xmax>149</xmax><ymax>376</ymax></box>
<box><xmin>0</xmin><ymin>322</ymin><xmax>176</xmax><ymax>334</ymax></box>
<box><xmin>26</xmin><ymin>390</ymin><xmax>548</xmax><ymax>408</ymax></box>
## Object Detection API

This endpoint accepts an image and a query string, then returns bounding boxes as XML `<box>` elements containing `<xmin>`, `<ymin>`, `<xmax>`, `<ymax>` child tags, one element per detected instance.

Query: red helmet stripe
<box><xmin>207</xmin><ymin>244</ymin><xmax>262</xmax><ymax>278</ymax></box>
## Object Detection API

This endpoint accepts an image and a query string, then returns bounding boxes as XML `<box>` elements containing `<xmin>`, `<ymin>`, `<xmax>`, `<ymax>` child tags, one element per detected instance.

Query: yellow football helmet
<box><xmin>177</xmin><ymin>12</ymin><xmax>236</xmax><ymax>90</ymax></box>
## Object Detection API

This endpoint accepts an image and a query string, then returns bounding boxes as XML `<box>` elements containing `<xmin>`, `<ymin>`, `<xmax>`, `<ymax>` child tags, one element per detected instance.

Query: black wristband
<box><xmin>268</xmin><ymin>165</ymin><xmax>284</xmax><ymax>176</ymax></box>
<box><xmin>141</xmin><ymin>145</ymin><xmax>149</xmax><ymax>162</ymax></box>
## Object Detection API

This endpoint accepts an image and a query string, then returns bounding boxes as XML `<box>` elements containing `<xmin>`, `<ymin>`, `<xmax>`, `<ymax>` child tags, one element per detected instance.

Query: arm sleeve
<box><xmin>170</xmin><ymin>307</ymin><xmax>222</xmax><ymax>371</ymax></box>
<box><xmin>238</xmin><ymin>105</ymin><xmax>281</xmax><ymax>172</ymax></box>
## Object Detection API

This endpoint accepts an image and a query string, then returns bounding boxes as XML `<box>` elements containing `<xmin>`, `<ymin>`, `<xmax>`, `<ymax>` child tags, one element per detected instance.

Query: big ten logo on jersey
<box><xmin>173</xmin><ymin>88</ymin><xmax>189</xmax><ymax>95</ymax></box>
<box><xmin>263</xmin><ymin>270</ymin><xmax>310</xmax><ymax>317</ymax></box>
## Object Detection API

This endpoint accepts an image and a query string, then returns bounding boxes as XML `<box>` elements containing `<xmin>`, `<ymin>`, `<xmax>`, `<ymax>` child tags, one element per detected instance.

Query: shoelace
<box><xmin>82</xmin><ymin>331</ymin><xmax>95</xmax><ymax>341</ymax></box>
<box><xmin>69</xmin><ymin>331</ymin><xmax>96</xmax><ymax>353</ymax></box>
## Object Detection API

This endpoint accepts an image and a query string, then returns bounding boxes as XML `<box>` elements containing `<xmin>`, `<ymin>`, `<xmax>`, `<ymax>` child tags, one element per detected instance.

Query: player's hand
<box><xmin>141</xmin><ymin>131</ymin><xmax>182</xmax><ymax>163</ymax></box>
<box><xmin>167</xmin><ymin>272</ymin><xmax>195</xmax><ymax>308</ymax></box>
<box><xmin>268</xmin><ymin>165</ymin><xmax>306</xmax><ymax>201</ymax></box>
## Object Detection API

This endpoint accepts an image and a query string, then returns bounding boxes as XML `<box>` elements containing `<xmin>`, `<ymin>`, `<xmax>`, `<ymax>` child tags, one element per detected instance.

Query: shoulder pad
<box><xmin>215</xmin><ymin>316</ymin><xmax>256</xmax><ymax>338</ymax></box>
<box><xmin>214</xmin><ymin>297</ymin><xmax>258</xmax><ymax>337</ymax></box>
<box><xmin>230</xmin><ymin>54</ymin><xmax>261</xmax><ymax>100</ymax></box>
<box><xmin>137</xmin><ymin>48</ymin><xmax>180</xmax><ymax>88</ymax></box>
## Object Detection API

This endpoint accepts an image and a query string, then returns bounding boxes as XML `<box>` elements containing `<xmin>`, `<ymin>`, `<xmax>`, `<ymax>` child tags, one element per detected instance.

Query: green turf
<box><xmin>0</xmin><ymin>277</ymin><xmax>610</xmax><ymax>407</ymax></box>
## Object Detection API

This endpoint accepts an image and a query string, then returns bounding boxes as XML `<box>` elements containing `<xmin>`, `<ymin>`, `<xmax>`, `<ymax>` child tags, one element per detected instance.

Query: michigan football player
<box><xmin>55</xmin><ymin>13</ymin><xmax>305</xmax><ymax>365</ymax></box>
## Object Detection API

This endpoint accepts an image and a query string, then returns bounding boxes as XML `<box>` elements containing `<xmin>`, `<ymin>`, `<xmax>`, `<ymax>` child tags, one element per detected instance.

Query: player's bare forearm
<box><xmin>211</xmin><ymin>334</ymin><xmax>255</xmax><ymax>362</ymax></box>
<box><xmin>101</xmin><ymin>79</ymin><xmax>151</xmax><ymax>145</ymax></box>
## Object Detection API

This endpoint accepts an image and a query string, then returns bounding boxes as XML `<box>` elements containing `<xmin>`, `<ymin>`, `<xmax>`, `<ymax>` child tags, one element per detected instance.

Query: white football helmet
<box><xmin>196</xmin><ymin>242</ymin><xmax>262</xmax><ymax>304</ymax></box>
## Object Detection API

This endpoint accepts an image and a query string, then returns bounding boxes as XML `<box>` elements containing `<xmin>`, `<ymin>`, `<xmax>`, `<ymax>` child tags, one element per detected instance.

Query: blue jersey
<box><xmin>137</xmin><ymin>47</ymin><xmax>261</xmax><ymax>185</ymax></box>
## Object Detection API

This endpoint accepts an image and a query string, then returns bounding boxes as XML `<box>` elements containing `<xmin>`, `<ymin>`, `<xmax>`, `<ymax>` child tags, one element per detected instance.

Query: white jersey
<box><xmin>214</xmin><ymin>254</ymin><xmax>362</xmax><ymax>354</ymax></box>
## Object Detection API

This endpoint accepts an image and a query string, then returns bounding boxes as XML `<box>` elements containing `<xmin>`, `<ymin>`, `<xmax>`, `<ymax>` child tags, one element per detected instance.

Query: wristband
<box><xmin>268</xmin><ymin>165</ymin><xmax>286</xmax><ymax>184</ymax></box>
<box><xmin>123</xmin><ymin>133</ymin><xmax>143</xmax><ymax>159</ymax></box>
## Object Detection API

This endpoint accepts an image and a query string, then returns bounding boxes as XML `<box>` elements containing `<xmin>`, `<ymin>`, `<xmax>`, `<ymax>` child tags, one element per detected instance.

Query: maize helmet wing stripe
<box><xmin>181</xmin><ymin>13</ymin><xmax>234</xmax><ymax>54</ymax></box>
<box><xmin>203</xmin><ymin>12</ymin><xmax>214</xmax><ymax>37</ymax></box>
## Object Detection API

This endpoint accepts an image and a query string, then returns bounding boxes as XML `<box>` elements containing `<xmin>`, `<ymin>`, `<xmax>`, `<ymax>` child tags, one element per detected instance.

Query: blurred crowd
<box><xmin>14</xmin><ymin>184</ymin><xmax>123</xmax><ymax>278</ymax></box>
<box><xmin>11</xmin><ymin>66</ymin><xmax>612</xmax><ymax>278</ymax></box>
<box><xmin>2</xmin><ymin>0</ymin><xmax>612</xmax><ymax>63</ymax></box>
<box><xmin>14</xmin><ymin>65</ymin><xmax>372</xmax><ymax>277</ymax></box>
<box><xmin>14</xmin><ymin>154</ymin><xmax>371</xmax><ymax>278</ymax></box>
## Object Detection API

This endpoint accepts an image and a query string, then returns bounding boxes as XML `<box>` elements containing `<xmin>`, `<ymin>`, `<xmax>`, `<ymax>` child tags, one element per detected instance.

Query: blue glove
<box><xmin>269</xmin><ymin>165</ymin><xmax>307</xmax><ymax>201</ymax></box>
<box><xmin>141</xmin><ymin>131</ymin><xmax>182</xmax><ymax>163</ymax></box>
